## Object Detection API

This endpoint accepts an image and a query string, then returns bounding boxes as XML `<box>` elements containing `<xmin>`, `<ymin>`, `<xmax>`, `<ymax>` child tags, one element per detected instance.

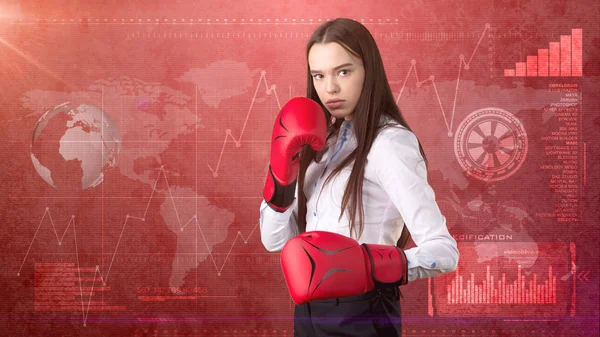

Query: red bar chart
<box><xmin>504</xmin><ymin>28</ymin><xmax>582</xmax><ymax>77</ymax></box>
<box><xmin>433</xmin><ymin>242</ymin><xmax>572</xmax><ymax>317</ymax></box>
<box><xmin>447</xmin><ymin>265</ymin><xmax>557</xmax><ymax>304</ymax></box>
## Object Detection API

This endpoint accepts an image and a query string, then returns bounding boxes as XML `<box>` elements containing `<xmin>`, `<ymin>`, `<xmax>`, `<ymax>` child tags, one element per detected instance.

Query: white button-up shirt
<box><xmin>259</xmin><ymin>117</ymin><xmax>459</xmax><ymax>283</ymax></box>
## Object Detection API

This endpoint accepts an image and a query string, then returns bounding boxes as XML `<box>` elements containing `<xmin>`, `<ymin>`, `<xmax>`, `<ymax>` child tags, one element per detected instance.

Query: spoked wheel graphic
<box><xmin>454</xmin><ymin>107</ymin><xmax>528</xmax><ymax>182</ymax></box>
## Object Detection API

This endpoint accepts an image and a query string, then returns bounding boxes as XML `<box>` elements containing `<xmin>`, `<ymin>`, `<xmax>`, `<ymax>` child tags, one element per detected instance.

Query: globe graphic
<box><xmin>30</xmin><ymin>102</ymin><xmax>121</xmax><ymax>191</ymax></box>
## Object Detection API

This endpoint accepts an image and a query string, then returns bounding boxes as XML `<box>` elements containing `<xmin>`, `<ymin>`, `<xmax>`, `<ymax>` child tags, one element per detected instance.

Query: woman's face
<box><xmin>308</xmin><ymin>42</ymin><xmax>365</xmax><ymax>121</ymax></box>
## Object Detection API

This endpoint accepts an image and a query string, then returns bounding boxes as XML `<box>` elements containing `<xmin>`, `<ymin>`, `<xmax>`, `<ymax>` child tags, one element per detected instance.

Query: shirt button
<box><xmin>313</xmin><ymin>212</ymin><xmax>317</xmax><ymax>217</ymax></box>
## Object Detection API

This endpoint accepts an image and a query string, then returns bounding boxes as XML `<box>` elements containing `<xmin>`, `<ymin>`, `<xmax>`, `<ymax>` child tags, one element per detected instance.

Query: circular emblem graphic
<box><xmin>454</xmin><ymin>107</ymin><xmax>528</xmax><ymax>182</ymax></box>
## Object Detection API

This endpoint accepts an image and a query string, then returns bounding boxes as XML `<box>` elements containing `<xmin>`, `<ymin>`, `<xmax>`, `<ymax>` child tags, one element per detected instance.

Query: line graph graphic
<box><xmin>201</xmin><ymin>23</ymin><xmax>492</xmax><ymax>177</ymax></box>
<box><xmin>206</xmin><ymin>70</ymin><xmax>283</xmax><ymax>177</ymax></box>
<box><xmin>395</xmin><ymin>24</ymin><xmax>491</xmax><ymax>137</ymax></box>
<box><xmin>18</xmin><ymin>166</ymin><xmax>261</xmax><ymax>326</ymax></box>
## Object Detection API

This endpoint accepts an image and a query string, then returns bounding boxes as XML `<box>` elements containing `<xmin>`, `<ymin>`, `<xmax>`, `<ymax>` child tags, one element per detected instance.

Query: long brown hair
<box><xmin>297</xmin><ymin>18</ymin><xmax>428</xmax><ymax>249</ymax></box>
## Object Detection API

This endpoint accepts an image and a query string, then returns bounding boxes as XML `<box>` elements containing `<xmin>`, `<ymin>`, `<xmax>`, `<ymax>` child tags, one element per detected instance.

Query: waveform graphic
<box><xmin>504</xmin><ymin>28</ymin><xmax>582</xmax><ymax>77</ymax></box>
<box><xmin>395</xmin><ymin>24</ymin><xmax>491</xmax><ymax>137</ymax></box>
<box><xmin>17</xmin><ymin>167</ymin><xmax>259</xmax><ymax>326</ymax></box>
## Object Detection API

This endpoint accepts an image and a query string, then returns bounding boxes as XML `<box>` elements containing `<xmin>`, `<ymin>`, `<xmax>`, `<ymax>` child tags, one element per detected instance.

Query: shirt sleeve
<box><xmin>371</xmin><ymin>126</ymin><xmax>460</xmax><ymax>283</ymax></box>
<box><xmin>259</xmin><ymin>182</ymin><xmax>300</xmax><ymax>252</ymax></box>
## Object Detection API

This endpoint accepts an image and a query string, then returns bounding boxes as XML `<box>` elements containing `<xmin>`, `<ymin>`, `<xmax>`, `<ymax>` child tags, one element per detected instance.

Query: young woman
<box><xmin>259</xmin><ymin>18</ymin><xmax>459</xmax><ymax>337</ymax></box>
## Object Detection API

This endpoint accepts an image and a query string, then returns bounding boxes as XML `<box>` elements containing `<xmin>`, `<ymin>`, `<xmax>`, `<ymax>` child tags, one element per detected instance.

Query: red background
<box><xmin>0</xmin><ymin>1</ymin><xmax>598</xmax><ymax>336</ymax></box>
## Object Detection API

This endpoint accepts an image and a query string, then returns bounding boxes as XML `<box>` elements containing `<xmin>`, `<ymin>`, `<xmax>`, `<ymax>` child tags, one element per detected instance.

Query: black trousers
<box><xmin>293</xmin><ymin>287</ymin><xmax>402</xmax><ymax>337</ymax></box>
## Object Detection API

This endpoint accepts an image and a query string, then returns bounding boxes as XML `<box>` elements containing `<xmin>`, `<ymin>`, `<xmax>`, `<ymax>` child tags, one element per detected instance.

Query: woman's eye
<box><xmin>339</xmin><ymin>69</ymin><xmax>350</xmax><ymax>76</ymax></box>
<box><xmin>313</xmin><ymin>74</ymin><xmax>323</xmax><ymax>79</ymax></box>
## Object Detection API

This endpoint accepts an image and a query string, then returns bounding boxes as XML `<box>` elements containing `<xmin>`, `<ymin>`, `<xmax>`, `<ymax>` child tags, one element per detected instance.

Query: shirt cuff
<box><xmin>404</xmin><ymin>248</ymin><xmax>440</xmax><ymax>283</ymax></box>
<box><xmin>260</xmin><ymin>199</ymin><xmax>295</xmax><ymax>221</ymax></box>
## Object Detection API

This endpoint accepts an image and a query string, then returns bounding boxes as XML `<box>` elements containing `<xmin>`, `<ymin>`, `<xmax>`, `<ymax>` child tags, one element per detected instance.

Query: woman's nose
<box><xmin>326</xmin><ymin>77</ymin><xmax>339</xmax><ymax>94</ymax></box>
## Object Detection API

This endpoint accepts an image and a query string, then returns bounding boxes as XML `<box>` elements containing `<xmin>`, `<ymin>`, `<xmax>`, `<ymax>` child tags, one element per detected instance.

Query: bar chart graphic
<box><xmin>504</xmin><ymin>28</ymin><xmax>582</xmax><ymax>77</ymax></box>
<box><xmin>447</xmin><ymin>265</ymin><xmax>556</xmax><ymax>304</ymax></box>
<box><xmin>432</xmin><ymin>242</ymin><xmax>573</xmax><ymax>317</ymax></box>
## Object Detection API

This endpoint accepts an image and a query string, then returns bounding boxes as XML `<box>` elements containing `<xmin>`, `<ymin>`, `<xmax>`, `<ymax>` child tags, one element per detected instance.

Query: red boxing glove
<box><xmin>263</xmin><ymin>97</ymin><xmax>327</xmax><ymax>212</ymax></box>
<box><xmin>280</xmin><ymin>231</ymin><xmax>408</xmax><ymax>304</ymax></box>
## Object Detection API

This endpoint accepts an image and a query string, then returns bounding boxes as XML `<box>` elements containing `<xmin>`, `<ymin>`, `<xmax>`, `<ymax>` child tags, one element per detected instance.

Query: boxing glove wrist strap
<box><xmin>362</xmin><ymin>243</ymin><xmax>409</xmax><ymax>287</ymax></box>
<box><xmin>264</xmin><ymin>165</ymin><xmax>296</xmax><ymax>212</ymax></box>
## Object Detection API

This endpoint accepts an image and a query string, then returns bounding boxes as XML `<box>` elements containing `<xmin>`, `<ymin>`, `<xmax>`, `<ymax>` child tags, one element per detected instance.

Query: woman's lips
<box><xmin>326</xmin><ymin>100</ymin><xmax>345</xmax><ymax>109</ymax></box>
